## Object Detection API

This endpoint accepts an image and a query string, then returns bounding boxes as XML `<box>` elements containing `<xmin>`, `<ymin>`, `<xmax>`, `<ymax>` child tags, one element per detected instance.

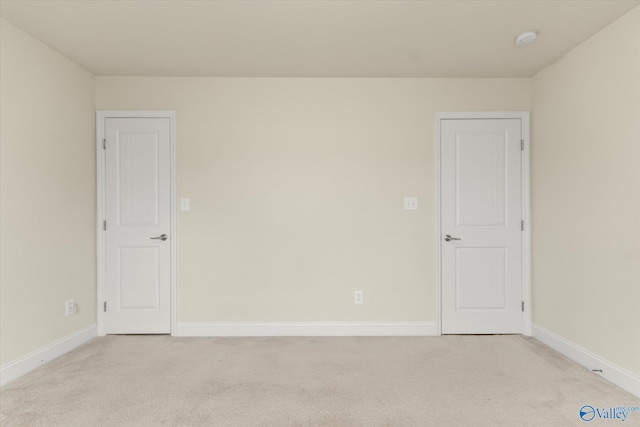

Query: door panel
<box><xmin>455</xmin><ymin>247</ymin><xmax>506</xmax><ymax>310</ymax></box>
<box><xmin>118</xmin><ymin>247</ymin><xmax>160</xmax><ymax>309</ymax></box>
<box><xmin>105</xmin><ymin>117</ymin><xmax>171</xmax><ymax>334</ymax></box>
<box><xmin>118</xmin><ymin>132</ymin><xmax>160</xmax><ymax>225</ymax></box>
<box><xmin>441</xmin><ymin>118</ymin><xmax>522</xmax><ymax>334</ymax></box>
<box><xmin>456</xmin><ymin>133</ymin><xmax>507</xmax><ymax>227</ymax></box>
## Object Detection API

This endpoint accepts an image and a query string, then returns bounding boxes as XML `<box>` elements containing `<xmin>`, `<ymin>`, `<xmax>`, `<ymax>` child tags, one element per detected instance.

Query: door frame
<box><xmin>434</xmin><ymin>111</ymin><xmax>531</xmax><ymax>336</ymax></box>
<box><xmin>96</xmin><ymin>110</ymin><xmax>177</xmax><ymax>336</ymax></box>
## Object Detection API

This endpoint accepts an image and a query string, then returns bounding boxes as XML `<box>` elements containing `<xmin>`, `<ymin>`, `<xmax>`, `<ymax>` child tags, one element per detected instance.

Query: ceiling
<box><xmin>1</xmin><ymin>0</ymin><xmax>639</xmax><ymax>78</ymax></box>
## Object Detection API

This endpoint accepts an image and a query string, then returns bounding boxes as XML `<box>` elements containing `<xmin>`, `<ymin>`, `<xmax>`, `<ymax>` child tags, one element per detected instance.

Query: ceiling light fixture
<box><xmin>515</xmin><ymin>31</ymin><xmax>538</xmax><ymax>46</ymax></box>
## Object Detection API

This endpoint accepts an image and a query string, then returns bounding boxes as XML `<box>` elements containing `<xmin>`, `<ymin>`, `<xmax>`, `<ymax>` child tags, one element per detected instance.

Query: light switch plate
<box><xmin>180</xmin><ymin>198</ymin><xmax>190</xmax><ymax>211</ymax></box>
<box><xmin>404</xmin><ymin>197</ymin><xmax>418</xmax><ymax>210</ymax></box>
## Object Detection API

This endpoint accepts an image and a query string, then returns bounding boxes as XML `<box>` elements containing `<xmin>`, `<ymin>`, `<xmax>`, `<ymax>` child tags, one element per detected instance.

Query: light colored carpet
<box><xmin>1</xmin><ymin>335</ymin><xmax>638</xmax><ymax>426</ymax></box>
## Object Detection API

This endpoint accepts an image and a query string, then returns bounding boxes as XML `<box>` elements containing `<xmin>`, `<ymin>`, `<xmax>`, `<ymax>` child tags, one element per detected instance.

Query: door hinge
<box><xmin>103</xmin><ymin>138</ymin><xmax>106</xmax><ymax>149</ymax></box>
<box><xmin>104</xmin><ymin>301</ymin><xmax>107</xmax><ymax>312</ymax></box>
<box><xmin>521</xmin><ymin>301</ymin><xmax>525</xmax><ymax>312</ymax></box>
<box><xmin>103</xmin><ymin>220</ymin><xmax>107</xmax><ymax>231</ymax></box>
<box><xmin>521</xmin><ymin>220</ymin><xmax>524</xmax><ymax>231</ymax></box>
<box><xmin>521</xmin><ymin>140</ymin><xmax>524</xmax><ymax>151</ymax></box>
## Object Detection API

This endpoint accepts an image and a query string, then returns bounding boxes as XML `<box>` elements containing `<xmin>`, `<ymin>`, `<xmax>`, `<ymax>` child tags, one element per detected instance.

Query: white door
<box><xmin>441</xmin><ymin>118</ymin><xmax>523</xmax><ymax>334</ymax></box>
<box><xmin>104</xmin><ymin>117</ymin><xmax>171</xmax><ymax>334</ymax></box>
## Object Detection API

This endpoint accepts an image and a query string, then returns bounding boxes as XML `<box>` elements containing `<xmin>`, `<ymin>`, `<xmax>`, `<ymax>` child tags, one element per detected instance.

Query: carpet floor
<box><xmin>1</xmin><ymin>335</ymin><xmax>638</xmax><ymax>426</ymax></box>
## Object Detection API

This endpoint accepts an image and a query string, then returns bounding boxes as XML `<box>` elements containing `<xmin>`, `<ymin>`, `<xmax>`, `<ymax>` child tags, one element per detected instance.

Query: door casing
<box><xmin>96</xmin><ymin>110</ymin><xmax>177</xmax><ymax>336</ymax></box>
<box><xmin>435</xmin><ymin>111</ymin><xmax>531</xmax><ymax>336</ymax></box>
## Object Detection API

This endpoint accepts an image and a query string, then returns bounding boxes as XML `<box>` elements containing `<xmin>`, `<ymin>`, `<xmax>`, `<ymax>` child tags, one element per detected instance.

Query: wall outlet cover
<box><xmin>354</xmin><ymin>291</ymin><xmax>364</xmax><ymax>305</ymax></box>
<box><xmin>404</xmin><ymin>197</ymin><xmax>418</xmax><ymax>210</ymax></box>
<box><xmin>65</xmin><ymin>299</ymin><xmax>77</xmax><ymax>316</ymax></box>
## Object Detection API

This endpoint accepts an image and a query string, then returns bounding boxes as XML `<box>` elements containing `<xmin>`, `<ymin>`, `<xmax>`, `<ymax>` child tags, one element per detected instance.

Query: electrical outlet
<box><xmin>403</xmin><ymin>197</ymin><xmax>418</xmax><ymax>210</ymax></box>
<box><xmin>65</xmin><ymin>299</ymin><xmax>77</xmax><ymax>316</ymax></box>
<box><xmin>354</xmin><ymin>291</ymin><xmax>364</xmax><ymax>305</ymax></box>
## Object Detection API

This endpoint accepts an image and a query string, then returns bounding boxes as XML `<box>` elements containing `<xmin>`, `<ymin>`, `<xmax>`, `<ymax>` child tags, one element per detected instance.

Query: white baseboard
<box><xmin>0</xmin><ymin>324</ymin><xmax>97</xmax><ymax>387</ymax></box>
<box><xmin>532</xmin><ymin>324</ymin><xmax>640</xmax><ymax>398</ymax></box>
<box><xmin>174</xmin><ymin>321</ymin><xmax>437</xmax><ymax>337</ymax></box>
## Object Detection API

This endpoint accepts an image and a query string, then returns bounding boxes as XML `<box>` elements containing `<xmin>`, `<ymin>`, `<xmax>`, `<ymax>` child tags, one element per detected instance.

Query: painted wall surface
<box><xmin>96</xmin><ymin>77</ymin><xmax>531</xmax><ymax>323</ymax></box>
<box><xmin>0</xmin><ymin>19</ymin><xmax>96</xmax><ymax>365</ymax></box>
<box><xmin>532</xmin><ymin>7</ymin><xmax>640</xmax><ymax>376</ymax></box>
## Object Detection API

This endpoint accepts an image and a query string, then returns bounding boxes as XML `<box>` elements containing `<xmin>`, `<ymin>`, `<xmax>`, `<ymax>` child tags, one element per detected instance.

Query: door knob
<box><xmin>444</xmin><ymin>234</ymin><xmax>461</xmax><ymax>242</ymax></box>
<box><xmin>150</xmin><ymin>234</ymin><xmax>168</xmax><ymax>241</ymax></box>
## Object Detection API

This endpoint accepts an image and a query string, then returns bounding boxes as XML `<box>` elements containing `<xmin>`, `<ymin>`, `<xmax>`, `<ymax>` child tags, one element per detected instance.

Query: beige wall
<box><xmin>96</xmin><ymin>77</ymin><xmax>531</xmax><ymax>323</ymax></box>
<box><xmin>532</xmin><ymin>7</ymin><xmax>640</xmax><ymax>376</ymax></box>
<box><xmin>0</xmin><ymin>19</ymin><xmax>96</xmax><ymax>365</ymax></box>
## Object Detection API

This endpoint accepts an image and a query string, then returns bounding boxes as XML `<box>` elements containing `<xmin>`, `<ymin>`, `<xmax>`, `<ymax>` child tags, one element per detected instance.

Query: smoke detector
<box><xmin>515</xmin><ymin>31</ymin><xmax>538</xmax><ymax>46</ymax></box>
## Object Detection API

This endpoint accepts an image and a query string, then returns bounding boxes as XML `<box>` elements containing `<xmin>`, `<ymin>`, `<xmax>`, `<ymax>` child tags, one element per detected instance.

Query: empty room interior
<box><xmin>1</xmin><ymin>0</ymin><xmax>639</xmax><ymax>425</ymax></box>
